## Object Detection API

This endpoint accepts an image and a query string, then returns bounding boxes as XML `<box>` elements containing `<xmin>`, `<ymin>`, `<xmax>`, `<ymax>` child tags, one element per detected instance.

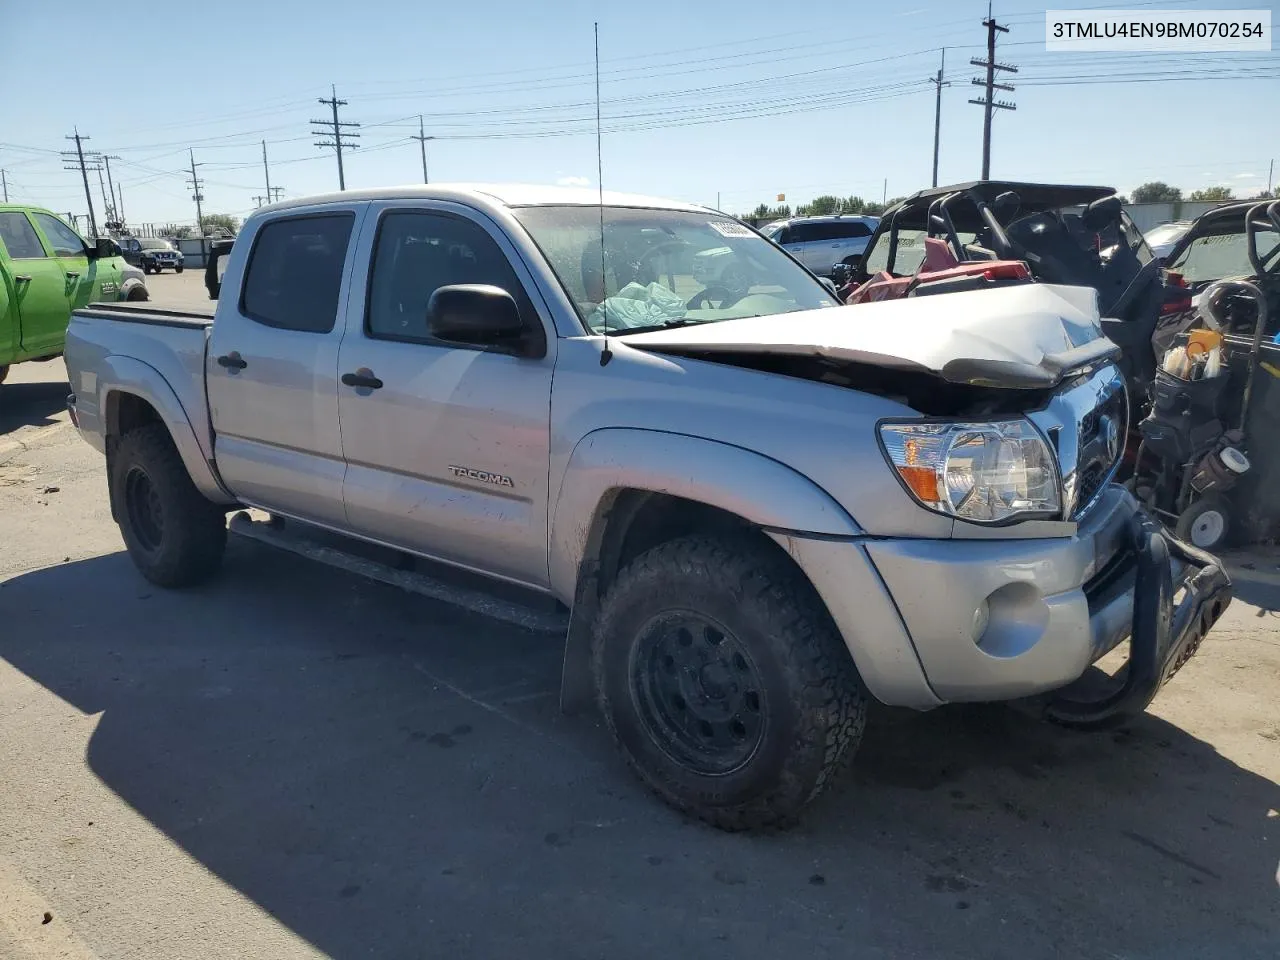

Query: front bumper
<box><xmin>774</xmin><ymin>486</ymin><xmax>1231</xmax><ymax>723</ymax></box>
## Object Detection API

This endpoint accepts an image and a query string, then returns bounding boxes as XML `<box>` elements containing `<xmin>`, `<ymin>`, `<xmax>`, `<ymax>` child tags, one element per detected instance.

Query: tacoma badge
<box><xmin>449</xmin><ymin>465</ymin><xmax>514</xmax><ymax>488</ymax></box>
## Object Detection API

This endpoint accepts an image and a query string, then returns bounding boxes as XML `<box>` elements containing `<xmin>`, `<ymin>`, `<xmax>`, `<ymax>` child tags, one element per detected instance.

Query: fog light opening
<box><xmin>974</xmin><ymin>581</ymin><xmax>1050</xmax><ymax>659</ymax></box>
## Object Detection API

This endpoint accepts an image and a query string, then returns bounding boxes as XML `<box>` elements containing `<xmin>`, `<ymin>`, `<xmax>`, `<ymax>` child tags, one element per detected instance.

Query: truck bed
<box><xmin>65</xmin><ymin>303</ymin><xmax>216</xmax><ymax>465</ymax></box>
<box><xmin>76</xmin><ymin>301</ymin><xmax>215</xmax><ymax>327</ymax></box>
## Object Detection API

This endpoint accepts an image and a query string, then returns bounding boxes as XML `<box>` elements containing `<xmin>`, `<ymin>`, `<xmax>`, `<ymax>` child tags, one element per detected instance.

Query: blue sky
<box><xmin>1</xmin><ymin>0</ymin><xmax>1276</xmax><ymax>229</ymax></box>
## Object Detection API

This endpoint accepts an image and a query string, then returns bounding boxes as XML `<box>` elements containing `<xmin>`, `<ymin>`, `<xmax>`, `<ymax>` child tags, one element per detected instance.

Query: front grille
<box><xmin>1073</xmin><ymin>376</ymin><xmax>1128</xmax><ymax>516</ymax></box>
<box><xmin>1029</xmin><ymin>363</ymin><xmax>1128</xmax><ymax>521</ymax></box>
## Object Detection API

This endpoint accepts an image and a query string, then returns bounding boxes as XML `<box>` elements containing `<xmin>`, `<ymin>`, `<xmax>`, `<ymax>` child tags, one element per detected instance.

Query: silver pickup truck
<box><xmin>64</xmin><ymin>184</ymin><xmax>1231</xmax><ymax>830</ymax></box>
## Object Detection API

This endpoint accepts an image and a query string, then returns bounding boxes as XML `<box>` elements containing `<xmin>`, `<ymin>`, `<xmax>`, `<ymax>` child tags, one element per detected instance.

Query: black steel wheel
<box><xmin>124</xmin><ymin>466</ymin><xmax>165</xmax><ymax>554</ymax></box>
<box><xmin>594</xmin><ymin>534</ymin><xmax>867</xmax><ymax>831</ymax></box>
<box><xmin>631</xmin><ymin>611</ymin><xmax>766</xmax><ymax>776</ymax></box>
<box><xmin>110</xmin><ymin>424</ymin><xmax>227</xmax><ymax>587</ymax></box>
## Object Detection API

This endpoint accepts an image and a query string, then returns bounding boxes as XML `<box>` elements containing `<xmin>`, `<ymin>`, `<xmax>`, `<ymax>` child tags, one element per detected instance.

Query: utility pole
<box><xmin>62</xmin><ymin>129</ymin><xmax>98</xmax><ymax>239</ymax></box>
<box><xmin>187</xmin><ymin>149</ymin><xmax>206</xmax><ymax>237</ymax></box>
<box><xmin>930</xmin><ymin>49</ymin><xmax>950</xmax><ymax>187</ymax></box>
<box><xmin>411</xmin><ymin>115</ymin><xmax>434</xmax><ymax>184</ymax></box>
<box><xmin>311</xmin><ymin>85</ymin><xmax>360</xmax><ymax>191</ymax></box>
<box><xmin>262</xmin><ymin>140</ymin><xmax>273</xmax><ymax>205</ymax></box>
<box><xmin>968</xmin><ymin>8</ymin><xmax>1017</xmax><ymax>179</ymax></box>
<box><xmin>100</xmin><ymin>155</ymin><xmax>121</xmax><ymax>226</ymax></box>
<box><xmin>269</xmin><ymin>186</ymin><xmax>285</xmax><ymax>203</ymax></box>
<box><xmin>1</xmin><ymin>169</ymin><xmax>7</xmax><ymax>202</ymax></box>
<box><xmin>253</xmin><ymin>195</ymin><xmax>268</xmax><ymax>208</ymax></box>
<box><xmin>1268</xmin><ymin>158</ymin><xmax>1275</xmax><ymax>195</ymax></box>
<box><xmin>94</xmin><ymin>163</ymin><xmax>112</xmax><ymax>224</ymax></box>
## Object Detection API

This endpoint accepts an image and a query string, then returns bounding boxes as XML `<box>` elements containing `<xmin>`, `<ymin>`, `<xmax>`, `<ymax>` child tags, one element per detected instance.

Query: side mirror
<box><xmin>89</xmin><ymin>237</ymin><xmax>115</xmax><ymax>260</ymax></box>
<box><xmin>427</xmin><ymin>284</ymin><xmax>543</xmax><ymax>357</ymax></box>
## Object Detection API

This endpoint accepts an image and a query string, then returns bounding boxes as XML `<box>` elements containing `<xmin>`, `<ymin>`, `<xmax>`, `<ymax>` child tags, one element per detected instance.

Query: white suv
<box><xmin>762</xmin><ymin>215</ymin><xmax>879</xmax><ymax>277</ymax></box>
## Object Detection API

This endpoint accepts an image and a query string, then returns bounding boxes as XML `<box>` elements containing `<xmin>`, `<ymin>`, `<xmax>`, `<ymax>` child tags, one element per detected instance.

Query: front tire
<box><xmin>594</xmin><ymin>535</ymin><xmax>866</xmax><ymax>831</ymax></box>
<box><xmin>175</xmin><ymin>264</ymin><xmax>184</xmax><ymax>274</ymax></box>
<box><xmin>110</xmin><ymin>424</ymin><xmax>227</xmax><ymax>587</ymax></box>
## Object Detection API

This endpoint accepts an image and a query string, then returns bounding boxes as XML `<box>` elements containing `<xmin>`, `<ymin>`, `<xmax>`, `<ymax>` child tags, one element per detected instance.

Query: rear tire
<box><xmin>593</xmin><ymin>534</ymin><xmax>866</xmax><ymax>831</ymax></box>
<box><xmin>110</xmin><ymin>424</ymin><xmax>227</xmax><ymax>587</ymax></box>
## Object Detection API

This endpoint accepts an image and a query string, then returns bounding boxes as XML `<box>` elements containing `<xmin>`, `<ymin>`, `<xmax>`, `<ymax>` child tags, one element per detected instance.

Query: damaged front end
<box><xmin>623</xmin><ymin>282</ymin><xmax>1233</xmax><ymax>725</ymax></box>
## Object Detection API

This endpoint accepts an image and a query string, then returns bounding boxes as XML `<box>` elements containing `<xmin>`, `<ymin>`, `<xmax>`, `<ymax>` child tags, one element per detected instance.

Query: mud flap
<box><xmin>1043</xmin><ymin>511</ymin><xmax>1232</xmax><ymax>728</ymax></box>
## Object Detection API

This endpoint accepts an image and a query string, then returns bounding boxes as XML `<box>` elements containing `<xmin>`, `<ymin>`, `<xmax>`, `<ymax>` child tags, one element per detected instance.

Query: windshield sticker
<box><xmin>708</xmin><ymin>221</ymin><xmax>755</xmax><ymax>238</ymax></box>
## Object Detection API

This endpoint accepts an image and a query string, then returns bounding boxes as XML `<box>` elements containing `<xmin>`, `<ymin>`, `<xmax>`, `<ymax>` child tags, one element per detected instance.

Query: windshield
<box><xmin>512</xmin><ymin>205</ymin><xmax>835</xmax><ymax>334</ymax></box>
<box><xmin>1168</xmin><ymin>224</ymin><xmax>1280</xmax><ymax>284</ymax></box>
<box><xmin>140</xmin><ymin>238</ymin><xmax>175</xmax><ymax>251</ymax></box>
<box><xmin>862</xmin><ymin>227</ymin><xmax>978</xmax><ymax>276</ymax></box>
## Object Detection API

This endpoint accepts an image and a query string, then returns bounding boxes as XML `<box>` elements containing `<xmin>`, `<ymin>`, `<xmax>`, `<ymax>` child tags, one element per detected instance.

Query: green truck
<box><xmin>0</xmin><ymin>204</ymin><xmax>128</xmax><ymax>385</ymax></box>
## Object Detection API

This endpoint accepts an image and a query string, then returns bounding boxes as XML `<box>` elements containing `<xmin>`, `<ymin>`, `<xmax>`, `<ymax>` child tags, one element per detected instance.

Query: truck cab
<box><xmin>0</xmin><ymin>204</ymin><xmax>127</xmax><ymax>384</ymax></box>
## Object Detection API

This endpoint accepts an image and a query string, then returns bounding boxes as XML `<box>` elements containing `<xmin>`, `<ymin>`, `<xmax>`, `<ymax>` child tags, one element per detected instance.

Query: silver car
<box><xmin>761</xmin><ymin>215</ymin><xmax>879</xmax><ymax>277</ymax></box>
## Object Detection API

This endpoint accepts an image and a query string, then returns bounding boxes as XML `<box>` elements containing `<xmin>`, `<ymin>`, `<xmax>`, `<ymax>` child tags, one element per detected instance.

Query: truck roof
<box><xmin>260</xmin><ymin>183</ymin><xmax>712</xmax><ymax>215</ymax></box>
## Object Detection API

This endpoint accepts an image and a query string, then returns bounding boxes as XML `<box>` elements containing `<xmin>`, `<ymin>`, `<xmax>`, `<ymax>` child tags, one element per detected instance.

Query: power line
<box><xmin>312</xmin><ymin>85</ymin><xmax>360</xmax><ymax>191</ymax></box>
<box><xmin>968</xmin><ymin>8</ymin><xmax>1017</xmax><ymax>179</ymax></box>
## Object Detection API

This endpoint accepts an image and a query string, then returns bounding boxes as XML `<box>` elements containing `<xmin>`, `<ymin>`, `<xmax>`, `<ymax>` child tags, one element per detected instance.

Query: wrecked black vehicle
<box><xmin>839</xmin><ymin>181</ymin><xmax>1175</xmax><ymax>417</ymax></box>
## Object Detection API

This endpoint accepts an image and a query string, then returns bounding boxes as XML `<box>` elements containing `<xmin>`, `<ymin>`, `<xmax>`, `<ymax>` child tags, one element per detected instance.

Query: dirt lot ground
<box><xmin>1</xmin><ymin>277</ymin><xmax>1277</xmax><ymax>958</ymax></box>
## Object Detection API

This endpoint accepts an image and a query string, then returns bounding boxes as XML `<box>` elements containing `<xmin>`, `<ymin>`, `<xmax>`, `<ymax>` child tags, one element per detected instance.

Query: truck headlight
<box><xmin>879</xmin><ymin>420</ymin><xmax>1060</xmax><ymax>524</ymax></box>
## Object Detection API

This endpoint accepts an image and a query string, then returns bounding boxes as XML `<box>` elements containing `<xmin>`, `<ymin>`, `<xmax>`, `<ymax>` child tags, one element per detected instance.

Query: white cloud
<box><xmin>1234</xmin><ymin>172</ymin><xmax>1259</xmax><ymax>179</ymax></box>
<box><xmin>556</xmin><ymin>176</ymin><xmax>591</xmax><ymax>187</ymax></box>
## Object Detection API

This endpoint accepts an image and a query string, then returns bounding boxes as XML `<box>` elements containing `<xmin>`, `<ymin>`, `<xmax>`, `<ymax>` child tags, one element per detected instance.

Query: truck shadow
<box><xmin>1</xmin><ymin>542</ymin><xmax>1276</xmax><ymax>959</ymax></box>
<box><xmin>0</xmin><ymin>376</ymin><xmax>70</xmax><ymax>437</ymax></box>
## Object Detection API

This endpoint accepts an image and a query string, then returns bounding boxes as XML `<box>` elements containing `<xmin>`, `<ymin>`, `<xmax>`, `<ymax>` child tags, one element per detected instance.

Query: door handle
<box><xmin>13</xmin><ymin>275</ymin><xmax>32</xmax><ymax>283</ymax></box>
<box><xmin>341</xmin><ymin>371</ymin><xmax>384</xmax><ymax>390</ymax></box>
<box><xmin>65</xmin><ymin>272</ymin><xmax>81</xmax><ymax>279</ymax></box>
<box><xmin>216</xmin><ymin>352</ymin><xmax>248</xmax><ymax>370</ymax></box>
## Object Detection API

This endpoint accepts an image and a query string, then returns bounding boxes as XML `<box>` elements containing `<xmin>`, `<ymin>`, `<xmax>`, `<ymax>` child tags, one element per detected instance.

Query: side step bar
<box><xmin>228</xmin><ymin>512</ymin><xmax>569</xmax><ymax>635</ymax></box>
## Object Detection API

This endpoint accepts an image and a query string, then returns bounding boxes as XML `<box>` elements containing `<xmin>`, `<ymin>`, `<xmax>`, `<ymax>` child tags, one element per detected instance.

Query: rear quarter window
<box><xmin>240</xmin><ymin>213</ymin><xmax>355</xmax><ymax>333</ymax></box>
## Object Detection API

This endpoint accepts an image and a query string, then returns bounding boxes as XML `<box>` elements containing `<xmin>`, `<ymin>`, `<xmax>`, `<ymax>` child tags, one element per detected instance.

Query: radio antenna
<box><xmin>595</xmin><ymin>21</ymin><xmax>612</xmax><ymax>366</ymax></box>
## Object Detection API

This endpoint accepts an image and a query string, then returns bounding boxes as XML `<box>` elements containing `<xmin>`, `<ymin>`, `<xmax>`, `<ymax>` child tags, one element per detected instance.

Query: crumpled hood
<box><xmin>623</xmin><ymin>282</ymin><xmax>1120</xmax><ymax>389</ymax></box>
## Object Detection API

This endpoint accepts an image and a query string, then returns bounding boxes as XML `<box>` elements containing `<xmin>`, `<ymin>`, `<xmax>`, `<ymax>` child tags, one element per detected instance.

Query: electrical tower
<box><xmin>61</xmin><ymin>129</ymin><xmax>98</xmax><ymax>238</ymax></box>
<box><xmin>312</xmin><ymin>85</ymin><xmax>360</xmax><ymax>191</ymax></box>
<box><xmin>968</xmin><ymin>11</ymin><xmax>1017</xmax><ymax>179</ymax></box>
<box><xmin>930</xmin><ymin>49</ymin><xmax>950</xmax><ymax>187</ymax></box>
<box><xmin>412</xmin><ymin>115</ymin><xmax>434</xmax><ymax>184</ymax></box>
<box><xmin>187</xmin><ymin>149</ymin><xmax>206</xmax><ymax>237</ymax></box>
<box><xmin>100</xmin><ymin>155</ymin><xmax>122</xmax><ymax>228</ymax></box>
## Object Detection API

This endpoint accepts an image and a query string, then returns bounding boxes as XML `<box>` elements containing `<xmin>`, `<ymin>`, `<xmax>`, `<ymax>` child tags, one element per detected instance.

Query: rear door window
<box><xmin>789</xmin><ymin>223</ymin><xmax>823</xmax><ymax>243</ymax></box>
<box><xmin>829</xmin><ymin>221</ymin><xmax>872</xmax><ymax>239</ymax></box>
<box><xmin>240</xmin><ymin>214</ymin><xmax>354</xmax><ymax>333</ymax></box>
<box><xmin>0</xmin><ymin>212</ymin><xmax>47</xmax><ymax>259</ymax></box>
